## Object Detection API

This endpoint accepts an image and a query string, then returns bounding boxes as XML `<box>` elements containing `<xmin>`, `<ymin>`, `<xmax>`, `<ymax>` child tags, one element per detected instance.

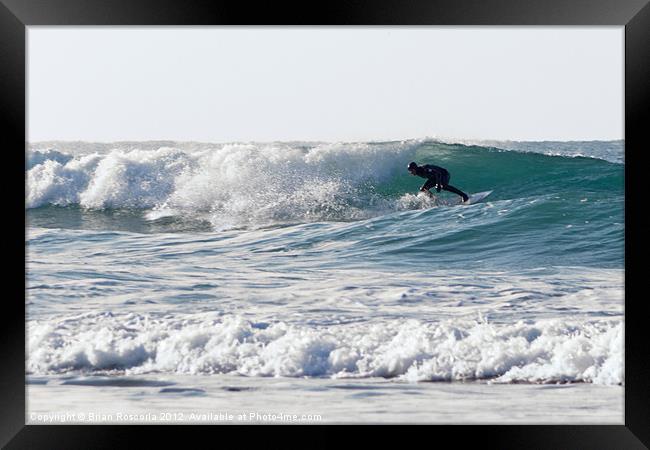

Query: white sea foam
<box><xmin>27</xmin><ymin>149</ymin><xmax>73</xmax><ymax>170</ymax></box>
<box><xmin>27</xmin><ymin>312</ymin><xmax>623</xmax><ymax>385</ymax></box>
<box><xmin>27</xmin><ymin>142</ymin><xmax>422</xmax><ymax>226</ymax></box>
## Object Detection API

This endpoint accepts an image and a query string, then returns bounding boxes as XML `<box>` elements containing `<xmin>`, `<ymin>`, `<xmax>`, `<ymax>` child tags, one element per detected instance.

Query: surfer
<box><xmin>407</xmin><ymin>162</ymin><xmax>469</xmax><ymax>202</ymax></box>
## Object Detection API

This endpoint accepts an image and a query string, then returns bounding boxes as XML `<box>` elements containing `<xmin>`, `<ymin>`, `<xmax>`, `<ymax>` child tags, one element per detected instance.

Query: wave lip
<box><xmin>434</xmin><ymin>137</ymin><xmax>624</xmax><ymax>164</ymax></box>
<box><xmin>27</xmin><ymin>312</ymin><xmax>623</xmax><ymax>385</ymax></box>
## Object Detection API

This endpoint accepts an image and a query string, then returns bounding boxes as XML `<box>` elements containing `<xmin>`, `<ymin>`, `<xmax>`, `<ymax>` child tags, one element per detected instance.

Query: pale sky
<box><xmin>28</xmin><ymin>27</ymin><xmax>623</xmax><ymax>143</ymax></box>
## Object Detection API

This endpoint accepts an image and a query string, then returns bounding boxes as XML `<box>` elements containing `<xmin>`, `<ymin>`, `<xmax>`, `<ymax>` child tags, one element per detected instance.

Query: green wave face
<box><xmin>378</xmin><ymin>142</ymin><xmax>623</xmax><ymax>199</ymax></box>
<box><xmin>366</xmin><ymin>142</ymin><xmax>624</xmax><ymax>269</ymax></box>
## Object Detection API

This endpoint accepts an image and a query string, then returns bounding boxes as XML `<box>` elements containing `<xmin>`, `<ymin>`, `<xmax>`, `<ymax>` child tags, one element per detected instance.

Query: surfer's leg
<box><xmin>443</xmin><ymin>184</ymin><xmax>469</xmax><ymax>202</ymax></box>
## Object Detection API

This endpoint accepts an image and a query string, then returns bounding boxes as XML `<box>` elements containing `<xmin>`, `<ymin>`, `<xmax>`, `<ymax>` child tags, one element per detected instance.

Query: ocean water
<box><xmin>26</xmin><ymin>139</ymin><xmax>624</xmax><ymax>423</ymax></box>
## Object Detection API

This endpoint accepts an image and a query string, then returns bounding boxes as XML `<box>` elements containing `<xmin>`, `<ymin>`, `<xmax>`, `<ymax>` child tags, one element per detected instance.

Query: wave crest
<box><xmin>28</xmin><ymin>142</ymin><xmax>422</xmax><ymax>227</ymax></box>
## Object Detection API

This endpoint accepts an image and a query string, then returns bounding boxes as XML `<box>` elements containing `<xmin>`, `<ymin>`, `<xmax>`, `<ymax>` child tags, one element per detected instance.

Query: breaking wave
<box><xmin>26</xmin><ymin>139</ymin><xmax>623</xmax><ymax>230</ymax></box>
<box><xmin>27</xmin><ymin>312</ymin><xmax>622</xmax><ymax>385</ymax></box>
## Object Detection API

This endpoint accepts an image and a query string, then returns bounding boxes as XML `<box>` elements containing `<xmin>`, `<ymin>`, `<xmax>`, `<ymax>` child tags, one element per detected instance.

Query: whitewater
<box><xmin>26</xmin><ymin>138</ymin><xmax>624</xmax><ymax>423</ymax></box>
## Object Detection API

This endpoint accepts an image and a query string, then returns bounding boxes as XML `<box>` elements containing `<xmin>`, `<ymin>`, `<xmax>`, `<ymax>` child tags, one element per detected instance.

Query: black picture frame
<box><xmin>3</xmin><ymin>0</ymin><xmax>648</xmax><ymax>447</ymax></box>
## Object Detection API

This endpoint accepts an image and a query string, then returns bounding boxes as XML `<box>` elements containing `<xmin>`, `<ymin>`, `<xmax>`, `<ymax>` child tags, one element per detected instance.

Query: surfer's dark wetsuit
<box><xmin>407</xmin><ymin>162</ymin><xmax>469</xmax><ymax>202</ymax></box>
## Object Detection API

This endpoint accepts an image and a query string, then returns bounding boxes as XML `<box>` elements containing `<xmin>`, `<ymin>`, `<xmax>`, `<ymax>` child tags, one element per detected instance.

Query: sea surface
<box><xmin>26</xmin><ymin>138</ymin><xmax>624</xmax><ymax>423</ymax></box>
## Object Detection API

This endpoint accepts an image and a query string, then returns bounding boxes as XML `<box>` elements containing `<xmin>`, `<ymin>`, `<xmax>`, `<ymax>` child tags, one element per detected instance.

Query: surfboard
<box><xmin>462</xmin><ymin>190</ymin><xmax>493</xmax><ymax>205</ymax></box>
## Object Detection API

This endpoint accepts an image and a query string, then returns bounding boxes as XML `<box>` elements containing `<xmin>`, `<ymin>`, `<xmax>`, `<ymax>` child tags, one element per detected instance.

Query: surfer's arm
<box><xmin>420</xmin><ymin>178</ymin><xmax>438</xmax><ymax>193</ymax></box>
<box><xmin>432</xmin><ymin>172</ymin><xmax>442</xmax><ymax>191</ymax></box>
